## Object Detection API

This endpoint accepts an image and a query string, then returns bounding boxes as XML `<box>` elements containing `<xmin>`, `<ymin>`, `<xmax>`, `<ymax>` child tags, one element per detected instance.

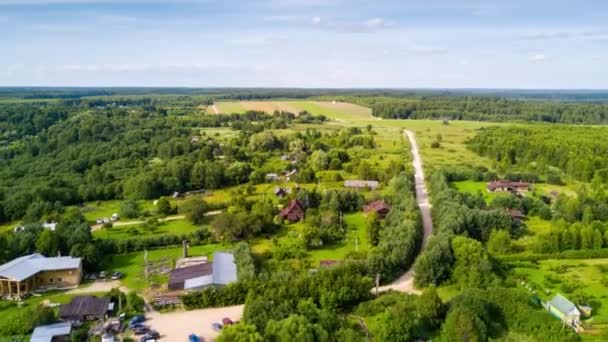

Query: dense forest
<box><xmin>467</xmin><ymin>126</ymin><xmax>608</xmax><ymax>182</ymax></box>
<box><xmin>357</xmin><ymin>96</ymin><xmax>608</xmax><ymax>124</ymax></box>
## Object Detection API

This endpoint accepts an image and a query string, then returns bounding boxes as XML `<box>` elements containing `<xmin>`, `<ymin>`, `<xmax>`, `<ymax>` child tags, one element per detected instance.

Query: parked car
<box><xmin>188</xmin><ymin>334</ymin><xmax>201</xmax><ymax>342</ymax></box>
<box><xmin>140</xmin><ymin>330</ymin><xmax>159</xmax><ymax>342</ymax></box>
<box><xmin>132</xmin><ymin>326</ymin><xmax>149</xmax><ymax>335</ymax></box>
<box><xmin>211</xmin><ymin>323</ymin><xmax>223</xmax><ymax>332</ymax></box>
<box><xmin>129</xmin><ymin>315</ymin><xmax>146</xmax><ymax>326</ymax></box>
<box><xmin>222</xmin><ymin>318</ymin><xmax>234</xmax><ymax>326</ymax></box>
<box><xmin>111</xmin><ymin>271</ymin><xmax>123</xmax><ymax>280</ymax></box>
<box><xmin>99</xmin><ymin>271</ymin><xmax>108</xmax><ymax>278</ymax></box>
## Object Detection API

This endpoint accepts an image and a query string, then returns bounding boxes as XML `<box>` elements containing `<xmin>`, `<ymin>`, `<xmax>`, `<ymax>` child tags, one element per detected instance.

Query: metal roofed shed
<box><xmin>31</xmin><ymin>322</ymin><xmax>72</xmax><ymax>342</ymax></box>
<box><xmin>167</xmin><ymin>251</ymin><xmax>238</xmax><ymax>291</ymax></box>
<box><xmin>59</xmin><ymin>296</ymin><xmax>112</xmax><ymax>322</ymax></box>
<box><xmin>545</xmin><ymin>293</ymin><xmax>581</xmax><ymax>326</ymax></box>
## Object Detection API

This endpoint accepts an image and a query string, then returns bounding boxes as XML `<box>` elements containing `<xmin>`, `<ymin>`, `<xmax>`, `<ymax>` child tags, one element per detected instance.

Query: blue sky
<box><xmin>1</xmin><ymin>0</ymin><xmax>607</xmax><ymax>88</ymax></box>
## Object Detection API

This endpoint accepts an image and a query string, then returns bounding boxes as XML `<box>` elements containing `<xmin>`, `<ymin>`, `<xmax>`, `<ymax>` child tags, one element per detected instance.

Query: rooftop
<box><xmin>548</xmin><ymin>294</ymin><xmax>579</xmax><ymax>316</ymax></box>
<box><xmin>0</xmin><ymin>253</ymin><xmax>81</xmax><ymax>282</ymax></box>
<box><xmin>31</xmin><ymin>322</ymin><xmax>72</xmax><ymax>342</ymax></box>
<box><xmin>59</xmin><ymin>296</ymin><xmax>111</xmax><ymax>319</ymax></box>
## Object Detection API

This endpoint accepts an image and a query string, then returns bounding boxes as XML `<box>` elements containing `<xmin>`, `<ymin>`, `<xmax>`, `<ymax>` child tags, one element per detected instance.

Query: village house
<box><xmin>0</xmin><ymin>254</ymin><xmax>82</xmax><ymax>299</ymax></box>
<box><xmin>344</xmin><ymin>180</ymin><xmax>380</xmax><ymax>190</ymax></box>
<box><xmin>364</xmin><ymin>200</ymin><xmax>391</xmax><ymax>219</ymax></box>
<box><xmin>279</xmin><ymin>199</ymin><xmax>305</xmax><ymax>222</ymax></box>
<box><xmin>59</xmin><ymin>295</ymin><xmax>113</xmax><ymax>322</ymax></box>
<box><xmin>31</xmin><ymin>322</ymin><xmax>72</xmax><ymax>342</ymax></box>
<box><xmin>545</xmin><ymin>294</ymin><xmax>581</xmax><ymax>327</ymax></box>
<box><xmin>168</xmin><ymin>251</ymin><xmax>237</xmax><ymax>291</ymax></box>
<box><xmin>487</xmin><ymin>180</ymin><xmax>531</xmax><ymax>196</ymax></box>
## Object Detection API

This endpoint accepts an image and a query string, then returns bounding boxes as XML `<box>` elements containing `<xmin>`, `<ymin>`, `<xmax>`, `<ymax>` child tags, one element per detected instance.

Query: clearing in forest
<box><xmin>214</xmin><ymin>100</ymin><xmax>373</xmax><ymax>120</ymax></box>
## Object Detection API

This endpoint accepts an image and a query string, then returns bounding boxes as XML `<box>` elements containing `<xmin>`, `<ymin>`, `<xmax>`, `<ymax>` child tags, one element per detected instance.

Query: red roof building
<box><xmin>279</xmin><ymin>199</ymin><xmax>305</xmax><ymax>222</ymax></box>
<box><xmin>364</xmin><ymin>200</ymin><xmax>391</xmax><ymax>218</ymax></box>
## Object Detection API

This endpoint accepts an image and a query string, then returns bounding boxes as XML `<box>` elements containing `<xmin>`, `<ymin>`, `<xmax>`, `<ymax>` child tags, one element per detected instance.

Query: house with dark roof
<box><xmin>31</xmin><ymin>322</ymin><xmax>72</xmax><ymax>342</ymax></box>
<box><xmin>545</xmin><ymin>294</ymin><xmax>581</xmax><ymax>326</ymax></box>
<box><xmin>364</xmin><ymin>200</ymin><xmax>391</xmax><ymax>218</ymax></box>
<box><xmin>0</xmin><ymin>254</ymin><xmax>82</xmax><ymax>300</ymax></box>
<box><xmin>59</xmin><ymin>296</ymin><xmax>112</xmax><ymax>322</ymax></box>
<box><xmin>279</xmin><ymin>199</ymin><xmax>305</xmax><ymax>222</ymax></box>
<box><xmin>168</xmin><ymin>252</ymin><xmax>238</xmax><ymax>291</ymax></box>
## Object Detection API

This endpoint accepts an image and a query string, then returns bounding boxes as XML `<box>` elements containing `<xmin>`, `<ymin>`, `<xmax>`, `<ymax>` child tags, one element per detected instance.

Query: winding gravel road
<box><xmin>376</xmin><ymin>130</ymin><xmax>433</xmax><ymax>294</ymax></box>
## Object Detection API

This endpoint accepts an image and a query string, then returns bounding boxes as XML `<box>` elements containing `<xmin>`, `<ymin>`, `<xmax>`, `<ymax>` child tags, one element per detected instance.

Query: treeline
<box><xmin>468</xmin><ymin>125</ymin><xmax>608</xmax><ymax>182</ymax></box>
<box><xmin>361</xmin><ymin>96</ymin><xmax>608</xmax><ymax>124</ymax></box>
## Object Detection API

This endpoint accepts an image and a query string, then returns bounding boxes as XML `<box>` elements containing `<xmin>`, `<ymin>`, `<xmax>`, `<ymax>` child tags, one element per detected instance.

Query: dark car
<box><xmin>132</xmin><ymin>326</ymin><xmax>149</xmax><ymax>335</ymax></box>
<box><xmin>111</xmin><ymin>271</ymin><xmax>123</xmax><ymax>280</ymax></box>
<box><xmin>222</xmin><ymin>318</ymin><xmax>234</xmax><ymax>326</ymax></box>
<box><xmin>211</xmin><ymin>323</ymin><xmax>223</xmax><ymax>332</ymax></box>
<box><xmin>188</xmin><ymin>334</ymin><xmax>201</xmax><ymax>342</ymax></box>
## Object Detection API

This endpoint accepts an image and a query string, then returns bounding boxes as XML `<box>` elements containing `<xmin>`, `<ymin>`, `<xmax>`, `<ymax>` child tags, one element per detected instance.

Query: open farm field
<box><xmin>215</xmin><ymin>100</ymin><xmax>373</xmax><ymax>120</ymax></box>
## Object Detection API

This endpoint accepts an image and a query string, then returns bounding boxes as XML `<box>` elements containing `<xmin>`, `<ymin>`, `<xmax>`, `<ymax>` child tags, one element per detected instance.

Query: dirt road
<box><xmin>147</xmin><ymin>304</ymin><xmax>244</xmax><ymax>341</ymax></box>
<box><xmin>211</xmin><ymin>104</ymin><xmax>219</xmax><ymax>114</ymax></box>
<box><xmin>376</xmin><ymin>130</ymin><xmax>433</xmax><ymax>294</ymax></box>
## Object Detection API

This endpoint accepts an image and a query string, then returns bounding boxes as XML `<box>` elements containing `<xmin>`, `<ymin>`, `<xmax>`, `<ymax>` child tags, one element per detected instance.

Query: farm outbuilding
<box><xmin>59</xmin><ymin>296</ymin><xmax>112</xmax><ymax>322</ymax></box>
<box><xmin>545</xmin><ymin>294</ymin><xmax>581</xmax><ymax>326</ymax></box>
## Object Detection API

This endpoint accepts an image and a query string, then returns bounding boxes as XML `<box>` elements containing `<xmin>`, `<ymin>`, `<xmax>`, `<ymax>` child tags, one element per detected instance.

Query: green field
<box><xmin>93</xmin><ymin>217</ymin><xmax>204</xmax><ymax>240</ymax></box>
<box><xmin>79</xmin><ymin>200</ymin><xmax>156</xmax><ymax>223</ymax></box>
<box><xmin>215</xmin><ymin>100</ymin><xmax>373</xmax><ymax>121</ymax></box>
<box><xmin>451</xmin><ymin>180</ymin><xmax>496</xmax><ymax>202</ymax></box>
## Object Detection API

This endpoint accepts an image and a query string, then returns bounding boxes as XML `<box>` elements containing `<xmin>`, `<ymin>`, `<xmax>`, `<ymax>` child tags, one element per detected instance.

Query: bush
<box><xmin>181</xmin><ymin>282</ymin><xmax>249</xmax><ymax>309</ymax></box>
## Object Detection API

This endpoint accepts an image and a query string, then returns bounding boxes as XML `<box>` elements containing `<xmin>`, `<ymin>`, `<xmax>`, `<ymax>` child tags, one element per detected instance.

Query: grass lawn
<box><xmin>451</xmin><ymin>180</ymin><xmax>496</xmax><ymax>202</ymax></box>
<box><xmin>93</xmin><ymin>218</ymin><xmax>205</xmax><ymax>240</ymax></box>
<box><xmin>102</xmin><ymin>243</ymin><xmax>231</xmax><ymax>291</ymax></box>
<box><xmin>306</xmin><ymin>212</ymin><xmax>370</xmax><ymax>264</ymax></box>
<box><xmin>508</xmin><ymin>258</ymin><xmax>608</xmax><ymax>340</ymax></box>
<box><xmin>0</xmin><ymin>221</ymin><xmax>18</xmax><ymax>235</ymax></box>
<box><xmin>78</xmin><ymin>199</ymin><xmax>156</xmax><ymax>223</ymax></box>
<box><xmin>512</xmin><ymin>216</ymin><xmax>554</xmax><ymax>251</ymax></box>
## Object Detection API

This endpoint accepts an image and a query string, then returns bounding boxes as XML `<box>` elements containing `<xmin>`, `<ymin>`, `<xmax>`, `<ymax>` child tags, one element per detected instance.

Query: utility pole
<box><xmin>144</xmin><ymin>249</ymin><xmax>149</xmax><ymax>281</ymax></box>
<box><xmin>355</xmin><ymin>236</ymin><xmax>359</xmax><ymax>252</ymax></box>
<box><xmin>375</xmin><ymin>273</ymin><xmax>380</xmax><ymax>296</ymax></box>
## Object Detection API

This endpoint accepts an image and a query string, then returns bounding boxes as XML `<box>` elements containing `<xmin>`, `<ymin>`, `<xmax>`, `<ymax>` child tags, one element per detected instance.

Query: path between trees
<box><xmin>90</xmin><ymin>210</ymin><xmax>222</xmax><ymax>231</ymax></box>
<box><xmin>376</xmin><ymin>130</ymin><xmax>434</xmax><ymax>294</ymax></box>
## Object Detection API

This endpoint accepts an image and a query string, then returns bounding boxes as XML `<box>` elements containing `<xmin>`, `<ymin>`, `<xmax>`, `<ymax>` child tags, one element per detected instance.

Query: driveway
<box><xmin>376</xmin><ymin>130</ymin><xmax>433</xmax><ymax>294</ymax></box>
<box><xmin>146</xmin><ymin>305</ymin><xmax>244</xmax><ymax>341</ymax></box>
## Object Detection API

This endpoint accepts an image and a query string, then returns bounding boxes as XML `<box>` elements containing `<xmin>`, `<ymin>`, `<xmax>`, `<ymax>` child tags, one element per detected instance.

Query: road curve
<box><xmin>376</xmin><ymin>130</ymin><xmax>433</xmax><ymax>294</ymax></box>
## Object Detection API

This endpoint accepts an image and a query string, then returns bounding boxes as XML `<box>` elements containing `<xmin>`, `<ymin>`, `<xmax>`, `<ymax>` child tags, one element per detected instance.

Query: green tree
<box><xmin>180</xmin><ymin>197</ymin><xmax>208</xmax><ymax>225</ymax></box>
<box><xmin>120</xmin><ymin>200</ymin><xmax>141</xmax><ymax>219</ymax></box>
<box><xmin>35</xmin><ymin>229</ymin><xmax>59</xmax><ymax>256</ymax></box>
<box><xmin>487</xmin><ymin>230</ymin><xmax>511</xmax><ymax>255</ymax></box>
<box><xmin>217</xmin><ymin>323</ymin><xmax>264</xmax><ymax>342</ymax></box>
<box><xmin>366</xmin><ymin>211</ymin><xmax>382</xmax><ymax>246</ymax></box>
<box><xmin>310</xmin><ymin>150</ymin><xmax>329</xmax><ymax>172</ymax></box>
<box><xmin>264</xmin><ymin>315</ymin><xmax>329</xmax><ymax>342</ymax></box>
<box><xmin>156</xmin><ymin>197</ymin><xmax>172</xmax><ymax>216</ymax></box>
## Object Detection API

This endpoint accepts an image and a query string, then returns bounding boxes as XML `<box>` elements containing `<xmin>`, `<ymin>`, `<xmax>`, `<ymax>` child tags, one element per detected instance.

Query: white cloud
<box><xmin>528</xmin><ymin>53</ymin><xmax>546</xmax><ymax>62</ymax></box>
<box><xmin>404</xmin><ymin>46</ymin><xmax>449</xmax><ymax>56</ymax></box>
<box><xmin>521</xmin><ymin>30</ymin><xmax>608</xmax><ymax>41</ymax></box>
<box><xmin>310</xmin><ymin>16</ymin><xmax>395</xmax><ymax>33</ymax></box>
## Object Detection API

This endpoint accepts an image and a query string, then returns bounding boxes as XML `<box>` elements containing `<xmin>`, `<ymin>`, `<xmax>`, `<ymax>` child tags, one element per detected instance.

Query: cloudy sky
<box><xmin>1</xmin><ymin>0</ymin><xmax>607</xmax><ymax>88</ymax></box>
